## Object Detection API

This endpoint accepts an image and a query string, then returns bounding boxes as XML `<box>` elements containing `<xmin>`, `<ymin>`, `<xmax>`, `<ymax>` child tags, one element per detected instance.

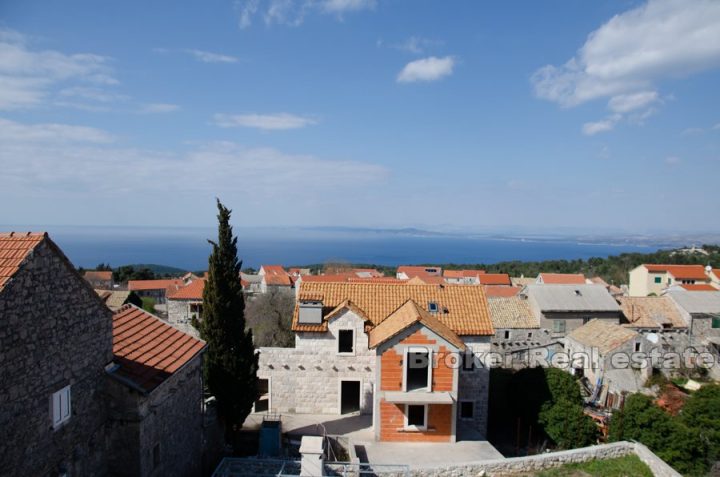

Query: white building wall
<box><xmin>258</xmin><ymin>309</ymin><xmax>375</xmax><ymax>414</ymax></box>
<box><xmin>166</xmin><ymin>299</ymin><xmax>200</xmax><ymax>338</ymax></box>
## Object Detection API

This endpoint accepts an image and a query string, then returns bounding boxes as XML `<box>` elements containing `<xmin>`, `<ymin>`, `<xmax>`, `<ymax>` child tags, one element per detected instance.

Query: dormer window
<box><xmin>298</xmin><ymin>300</ymin><xmax>323</xmax><ymax>324</ymax></box>
<box><xmin>428</xmin><ymin>302</ymin><xmax>438</xmax><ymax>314</ymax></box>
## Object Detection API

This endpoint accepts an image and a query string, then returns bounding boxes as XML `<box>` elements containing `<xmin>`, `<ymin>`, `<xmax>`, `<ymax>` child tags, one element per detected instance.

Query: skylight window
<box><xmin>428</xmin><ymin>302</ymin><xmax>438</xmax><ymax>313</ymax></box>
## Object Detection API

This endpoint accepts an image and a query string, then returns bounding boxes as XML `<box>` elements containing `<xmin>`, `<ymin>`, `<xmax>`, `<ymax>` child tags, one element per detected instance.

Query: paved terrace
<box><xmin>242</xmin><ymin>412</ymin><xmax>503</xmax><ymax>469</ymax></box>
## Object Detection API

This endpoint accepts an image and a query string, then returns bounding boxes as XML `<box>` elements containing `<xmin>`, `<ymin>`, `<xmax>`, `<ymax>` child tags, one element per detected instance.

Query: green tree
<box><xmin>610</xmin><ymin>394</ymin><xmax>706</xmax><ymax>475</ymax></box>
<box><xmin>681</xmin><ymin>384</ymin><xmax>720</xmax><ymax>470</ymax></box>
<box><xmin>245</xmin><ymin>289</ymin><xmax>295</xmax><ymax>347</ymax></box>
<box><xmin>538</xmin><ymin>368</ymin><xmax>597</xmax><ymax>448</ymax></box>
<box><xmin>199</xmin><ymin>199</ymin><xmax>258</xmax><ymax>445</ymax></box>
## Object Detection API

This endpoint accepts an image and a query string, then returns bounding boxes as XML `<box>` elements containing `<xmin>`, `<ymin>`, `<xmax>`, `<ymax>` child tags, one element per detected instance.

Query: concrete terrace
<box><xmin>242</xmin><ymin>412</ymin><xmax>503</xmax><ymax>469</ymax></box>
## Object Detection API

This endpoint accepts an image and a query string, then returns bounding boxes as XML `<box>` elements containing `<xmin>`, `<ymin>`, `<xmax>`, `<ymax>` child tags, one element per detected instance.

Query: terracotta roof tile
<box><xmin>487</xmin><ymin>296</ymin><xmax>538</xmax><ymax>329</ymax></box>
<box><xmin>538</xmin><ymin>273</ymin><xmax>587</xmax><ymax>284</ymax></box>
<box><xmin>618</xmin><ymin>296</ymin><xmax>687</xmax><ymax>329</ymax></box>
<box><xmin>261</xmin><ymin>265</ymin><xmax>292</xmax><ymax>286</ymax></box>
<box><xmin>443</xmin><ymin>269</ymin><xmax>485</xmax><ymax>279</ymax></box>
<box><xmin>397</xmin><ymin>266</ymin><xmax>443</xmax><ymax>278</ymax></box>
<box><xmin>484</xmin><ymin>285</ymin><xmax>521</xmax><ymax>298</ymax></box>
<box><xmin>84</xmin><ymin>270</ymin><xmax>112</xmax><ymax>281</ymax></box>
<box><xmin>0</xmin><ymin>232</ymin><xmax>46</xmax><ymax>292</ymax></box>
<box><xmin>712</xmin><ymin>269</ymin><xmax>720</xmax><ymax>280</ymax></box>
<box><xmin>128</xmin><ymin>279</ymin><xmax>184</xmax><ymax>292</ymax></box>
<box><xmin>477</xmin><ymin>273</ymin><xmax>511</xmax><ymax>285</ymax></box>
<box><xmin>168</xmin><ymin>279</ymin><xmax>205</xmax><ymax>300</ymax></box>
<box><xmin>368</xmin><ymin>300</ymin><xmax>466</xmax><ymax>351</ymax></box>
<box><xmin>111</xmin><ymin>305</ymin><xmax>206</xmax><ymax>392</ymax></box>
<box><xmin>679</xmin><ymin>284</ymin><xmax>717</xmax><ymax>292</ymax></box>
<box><xmin>567</xmin><ymin>319</ymin><xmax>638</xmax><ymax>355</ymax></box>
<box><xmin>292</xmin><ymin>282</ymin><xmax>493</xmax><ymax>336</ymax></box>
<box><xmin>644</xmin><ymin>264</ymin><xmax>708</xmax><ymax>280</ymax></box>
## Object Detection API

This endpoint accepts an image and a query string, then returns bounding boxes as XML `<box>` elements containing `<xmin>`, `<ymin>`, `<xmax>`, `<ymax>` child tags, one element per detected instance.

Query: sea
<box><xmin>11</xmin><ymin>225</ymin><xmax>663</xmax><ymax>271</ymax></box>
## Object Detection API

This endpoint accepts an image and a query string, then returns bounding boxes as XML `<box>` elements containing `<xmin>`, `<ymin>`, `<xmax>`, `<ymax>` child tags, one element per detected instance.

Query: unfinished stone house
<box><xmin>617</xmin><ymin>296</ymin><xmax>689</xmax><ymax>351</ymax></box>
<box><xmin>486</xmin><ymin>296</ymin><xmax>560</xmax><ymax>367</ymax></box>
<box><xmin>257</xmin><ymin>281</ymin><xmax>495</xmax><ymax>442</ymax></box>
<box><xmin>106</xmin><ymin>304</ymin><xmax>207</xmax><ymax>477</ymax></box>
<box><xmin>0</xmin><ymin>232</ymin><xmax>209</xmax><ymax>477</ymax></box>
<box><xmin>564</xmin><ymin>319</ymin><xmax>650</xmax><ymax>394</ymax></box>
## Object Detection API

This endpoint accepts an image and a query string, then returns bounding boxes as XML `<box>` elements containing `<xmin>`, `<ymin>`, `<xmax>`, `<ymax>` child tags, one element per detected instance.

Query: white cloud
<box><xmin>0</xmin><ymin>117</ymin><xmax>114</xmax><ymax>143</ymax></box>
<box><xmin>184</xmin><ymin>49</ymin><xmax>238</xmax><ymax>64</ymax></box>
<box><xmin>607</xmin><ymin>91</ymin><xmax>659</xmax><ymax>113</ymax></box>
<box><xmin>582</xmin><ymin>117</ymin><xmax>618</xmax><ymax>136</ymax></box>
<box><xmin>0</xmin><ymin>117</ymin><xmax>387</xmax><ymax>200</ymax></box>
<box><xmin>213</xmin><ymin>113</ymin><xmax>317</xmax><ymax>130</ymax></box>
<box><xmin>139</xmin><ymin>103</ymin><xmax>180</xmax><ymax>114</ymax></box>
<box><xmin>531</xmin><ymin>0</ymin><xmax>720</xmax><ymax>107</ymax></box>
<box><xmin>397</xmin><ymin>56</ymin><xmax>455</xmax><ymax>83</ymax></box>
<box><xmin>236</xmin><ymin>0</ymin><xmax>375</xmax><ymax>28</ymax></box>
<box><xmin>0</xmin><ymin>28</ymin><xmax>118</xmax><ymax>110</ymax></box>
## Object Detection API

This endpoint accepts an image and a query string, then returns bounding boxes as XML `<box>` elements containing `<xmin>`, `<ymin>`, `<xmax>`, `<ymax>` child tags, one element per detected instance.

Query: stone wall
<box><xmin>0</xmin><ymin>240</ymin><xmax>113</xmax><ymax>476</ymax></box>
<box><xmin>167</xmin><ymin>298</ymin><xmax>201</xmax><ymax>337</ymax></box>
<box><xmin>456</xmin><ymin>336</ymin><xmax>490</xmax><ymax>439</ymax></box>
<box><xmin>539</xmin><ymin>311</ymin><xmax>621</xmax><ymax>338</ymax></box>
<box><xmin>106</xmin><ymin>355</ymin><xmax>205</xmax><ymax>477</ymax></box>
<box><xmin>258</xmin><ymin>308</ymin><xmax>375</xmax><ymax>414</ymax></box>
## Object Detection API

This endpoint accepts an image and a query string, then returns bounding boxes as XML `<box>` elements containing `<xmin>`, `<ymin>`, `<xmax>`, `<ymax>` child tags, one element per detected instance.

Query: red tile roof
<box><xmin>477</xmin><ymin>273</ymin><xmax>512</xmax><ymax>285</ymax></box>
<box><xmin>0</xmin><ymin>232</ymin><xmax>46</xmax><ymax>292</ymax></box>
<box><xmin>261</xmin><ymin>265</ymin><xmax>292</xmax><ymax>286</ymax></box>
<box><xmin>484</xmin><ymin>285</ymin><xmax>521</xmax><ymax>297</ymax></box>
<box><xmin>712</xmin><ymin>269</ymin><xmax>720</xmax><ymax>280</ymax></box>
<box><xmin>169</xmin><ymin>279</ymin><xmax>205</xmax><ymax>300</ymax></box>
<box><xmin>128</xmin><ymin>279</ymin><xmax>184</xmax><ymax>293</ymax></box>
<box><xmin>679</xmin><ymin>284</ymin><xmax>718</xmax><ymax>292</ymax></box>
<box><xmin>111</xmin><ymin>305</ymin><xmax>206</xmax><ymax>392</ymax></box>
<box><xmin>443</xmin><ymin>269</ymin><xmax>485</xmax><ymax>279</ymax></box>
<box><xmin>84</xmin><ymin>270</ymin><xmax>112</xmax><ymax>281</ymax></box>
<box><xmin>644</xmin><ymin>264</ymin><xmax>708</xmax><ymax>280</ymax></box>
<box><xmin>538</xmin><ymin>273</ymin><xmax>587</xmax><ymax>284</ymax></box>
<box><xmin>397</xmin><ymin>266</ymin><xmax>443</xmax><ymax>277</ymax></box>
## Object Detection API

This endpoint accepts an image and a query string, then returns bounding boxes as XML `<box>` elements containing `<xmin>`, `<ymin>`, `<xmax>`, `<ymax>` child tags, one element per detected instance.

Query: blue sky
<box><xmin>1</xmin><ymin>0</ymin><xmax>719</xmax><ymax>233</ymax></box>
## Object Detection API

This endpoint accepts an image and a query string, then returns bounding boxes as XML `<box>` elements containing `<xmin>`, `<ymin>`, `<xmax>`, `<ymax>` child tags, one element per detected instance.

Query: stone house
<box><xmin>167</xmin><ymin>278</ymin><xmax>205</xmax><ymax>337</ymax></box>
<box><xmin>486</xmin><ymin>296</ymin><xmax>560</xmax><ymax>367</ymax></box>
<box><xmin>665</xmin><ymin>290</ymin><xmax>720</xmax><ymax>342</ymax></box>
<box><xmin>106</xmin><ymin>304</ymin><xmax>207</xmax><ymax>477</ymax></box>
<box><xmin>617</xmin><ymin>296</ymin><xmax>688</xmax><ymax>348</ymax></box>
<box><xmin>0</xmin><ymin>232</ymin><xmax>210</xmax><ymax>476</ymax></box>
<box><xmin>84</xmin><ymin>269</ymin><xmax>114</xmax><ymax>289</ymax></box>
<box><xmin>0</xmin><ymin>232</ymin><xmax>113</xmax><ymax>476</ymax></box>
<box><xmin>257</xmin><ymin>281</ymin><xmax>494</xmax><ymax>442</ymax></box>
<box><xmin>443</xmin><ymin>269</ymin><xmax>485</xmax><ymax>285</ymax></box>
<box><xmin>241</xmin><ymin>272</ymin><xmax>262</xmax><ymax>294</ymax></box>
<box><xmin>96</xmin><ymin>289</ymin><xmax>143</xmax><ymax>312</ymax></box>
<box><xmin>629</xmin><ymin>264</ymin><xmax>710</xmax><ymax>297</ymax></box>
<box><xmin>565</xmin><ymin>319</ymin><xmax>650</xmax><ymax>394</ymax></box>
<box><xmin>258</xmin><ymin>265</ymin><xmax>293</xmax><ymax>293</ymax></box>
<box><xmin>521</xmin><ymin>284</ymin><xmax>622</xmax><ymax>339</ymax></box>
<box><xmin>128</xmin><ymin>278</ymin><xmax>184</xmax><ymax>304</ymax></box>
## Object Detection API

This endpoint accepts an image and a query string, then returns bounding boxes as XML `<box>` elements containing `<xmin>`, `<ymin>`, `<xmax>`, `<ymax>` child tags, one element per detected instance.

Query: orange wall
<box><xmin>379</xmin><ymin>401</ymin><xmax>453</xmax><ymax>442</ymax></box>
<box><xmin>377</xmin><ymin>328</ymin><xmax>457</xmax><ymax>442</ymax></box>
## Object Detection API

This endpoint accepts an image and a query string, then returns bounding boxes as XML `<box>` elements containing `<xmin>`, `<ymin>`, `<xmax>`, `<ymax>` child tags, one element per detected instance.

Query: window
<box><xmin>527</xmin><ymin>332</ymin><xmax>533</xmax><ymax>339</ymax></box>
<box><xmin>503</xmin><ymin>330</ymin><xmax>511</xmax><ymax>340</ymax></box>
<box><xmin>552</xmin><ymin>320</ymin><xmax>566</xmax><ymax>334</ymax></box>
<box><xmin>405</xmin><ymin>404</ymin><xmax>427</xmax><ymax>430</ymax></box>
<box><xmin>405</xmin><ymin>348</ymin><xmax>431</xmax><ymax>392</ymax></box>
<box><xmin>712</xmin><ymin>317</ymin><xmax>720</xmax><ymax>329</ymax></box>
<box><xmin>460</xmin><ymin>401</ymin><xmax>474</xmax><ymax>420</ymax></box>
<box><xmin>428</xmin><ymin>302</ymin><xmax>438</xmax><ymax>314</ymax></box>
<box><xmin>634</xmin><ymin>342</ymin><xmax>641</xmax><ymax>352</ymax></box>
<box><xmin>462</xmin><ymin>351</ymin><xmax>475</xmax><ymax>372</ymax></box>
<box><xmin>582</xmin><ymin>317</ymin><xmax>591</xmax><ymax>325</ymax></box>
<box><xmin>152</xmin><ymin>443</ymin><xmax>161</xmax><ymax>469</ymax></box>
<box><xmin>338</xmin><ymin>329</ymin><xmax>354</xmax><ymax>354</ymax></box>
<box><xmin>51</xmin><ymin>385</ymin><xmax>71</xmax><ymax>428</ymax></box>
<box><xmin>654</xmin><ymin>276</ymin><xmax>662</xmax><ymax>284</ymax></box>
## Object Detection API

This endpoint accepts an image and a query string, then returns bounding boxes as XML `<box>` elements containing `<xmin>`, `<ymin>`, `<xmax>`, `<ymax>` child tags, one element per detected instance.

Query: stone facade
<box><xmin>258</xmin><ymin>308</ymin><xmax>375</xmax><ymax>414</ymax></box>
<box><xmin>536</xmin><ymin>311</ymin><xmax>620</xmax><ymax>338</ymax></box>
<box><xmin>167</xmin><ymin>297</ymin><xmax>201</xmax><ymax>338</ymax></box>
<box><xmin>106</xmin><ymin>355</ymin><xmax>205</xmax><ymax>477</ymax></box>
<box><xmin>456</xmin><ymin>336</ymin><xmax>491</xmax><ymax>439</ymax></box>
<box><xmin>0</xmin><ymin>240</ymin><xmax>113</xmax><ymax>476</ymax></box>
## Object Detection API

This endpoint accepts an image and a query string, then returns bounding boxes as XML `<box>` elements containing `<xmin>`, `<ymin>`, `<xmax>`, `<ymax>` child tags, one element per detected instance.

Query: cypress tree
<box><xmin>200</xmin><ymin>199</ymin><xmax>258</xmax><ymax>444</ymax></box>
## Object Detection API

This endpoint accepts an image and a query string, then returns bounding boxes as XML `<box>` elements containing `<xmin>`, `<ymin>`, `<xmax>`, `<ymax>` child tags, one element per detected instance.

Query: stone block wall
<box><xmin>457</xmin><ymin>336</ymin><xmax>490</xmax><ymax>439</ymax></box>
<box><xmin>259</xmin><ymin>309</ymin><xmax>375</xmax><ymax>414</ymax></box>
<box><xmin>166</xmin><ymin>298</ymin><xmax>200</xmax><ymax>338</ymax></box>
<box><xmin>0</xmin><ymin>240</ymin><xmax>113</xmax><ymax>476</ymax></box>
<box><xmin>106</xmin><ymin>355</ymin><xmax>205</xmax><ymax>477</ymax></box>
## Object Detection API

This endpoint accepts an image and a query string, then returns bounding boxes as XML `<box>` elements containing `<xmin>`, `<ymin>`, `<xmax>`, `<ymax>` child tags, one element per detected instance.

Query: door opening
<box><xmin>340</xmin><ymin>380</ymin><xmax>361</xmax><ymax>414</ymax></box>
